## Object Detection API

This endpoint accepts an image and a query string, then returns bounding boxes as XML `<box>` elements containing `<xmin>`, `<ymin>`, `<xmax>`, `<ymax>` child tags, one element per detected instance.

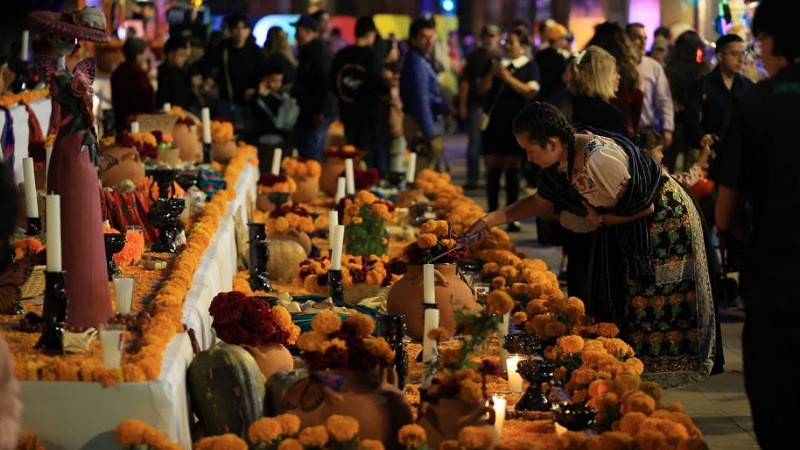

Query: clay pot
<box><xmin>173</xmin><ymin>123</ymin><xmax>201</xmax><ymax>162</ymax></box>
<box><xmin>247</xmin><ymin>343</ymin><xmax>294</xmax><ymax>382</ymax></box>
<box><xmin>212</xmin><ymin>140</ymin><xmax>238</xmax><ymax>163</ymax></box>
<box><xmin>99</xmin><ymin>145</ymin><xmax>146</xmax><ymax>189</ymax></box>
<box><xmin>273</xmin><ymin>229</ymin><xmax>312</xmax><ymax>256</ymax></box>
<box><xmin>267</xmin><ymin>367</ymin><xmax>413</xmax><ymax>449</ymax></box>
<box><xmin>266</xmin><ymin>239</ymin><xmax>306</xmax><ymax>281</ymax></box>
<box><xmin>417</xmin><ymin>398</ymin><xmax>498</xmax><ymax>449</ymax></box>
<box><xmin>387</xmin><ymin>264</ymin><xmax>479</xmax><ymax>341</ymax></box>
<box><xmin>291</xmin><ymin>175</ymin><xmax>320</xmax><ymax>203</ymax></box>
<box><xmin>256</xmin><ymin>192</ymin><xmax>290</xmax><ymax>212</ymax></box>
<box><xmin>319</xmin><ymin>156</ymin><xmax>346</xmax><ymax>196</ymax></box>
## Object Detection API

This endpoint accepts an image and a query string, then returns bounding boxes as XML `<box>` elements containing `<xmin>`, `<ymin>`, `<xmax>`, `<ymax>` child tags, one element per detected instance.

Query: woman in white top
<box><xmin>468</xmin><ymin>102</ymin><xmax>722</xmax><ymax>376</ymax></box>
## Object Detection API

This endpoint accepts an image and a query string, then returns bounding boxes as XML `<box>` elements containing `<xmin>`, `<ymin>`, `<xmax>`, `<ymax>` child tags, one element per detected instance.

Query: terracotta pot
<box><xmin>99</xmin><ymin>145</ymin><xmax>146</xmax><ymax>189</ymax></box>
<box><xmin>387</xmin><ymin>264</ymin><xmax>478</xmax><ymax>341</ymax></box>
<box><xmin>291</xmin><ymin>175</ymin><xmax>320</xmax><ymax>203</ymax></box>
<box><xmin>173</xmin><ymin>123</ymin><xmax>201</xmax><ymax>162</ymax></box>
<box><xmin>213</xmin><ymin>140</ymin><xmax>238</xmax><ymax>163</ymax></box>
<box><xmin>273</xmin><ymin>229</ymin><xmax>312</xmax><ymax>255</ymax></box>
<box><xmin>319</xmin><ymin>156</ymin><xmax>346</xmax><ymax>196</ymax></box>
<box><xmin>417</xmin><ymin>398</ymin><xmax>498</xmax><ymax>449</ymax></box>
<box><xmin>267</xmin><ymin>367</ymin><xmax>413</xmax><ymax>449</ymax></box>
<box><xmin>256</xmin><ymin>192</ymin><xmax>291</xmax><ymax>212</ymax></box>
<box><xmin>248</xmin><ymin>343</ymin><xmax>294</xmax><ymax>382</ymax></box>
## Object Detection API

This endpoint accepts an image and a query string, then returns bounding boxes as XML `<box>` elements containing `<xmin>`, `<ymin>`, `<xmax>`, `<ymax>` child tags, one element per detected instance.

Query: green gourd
<box><xmin>187</xmin><ymin>342</ymin><xmax>266</xmax><ymax>438</ymax></box>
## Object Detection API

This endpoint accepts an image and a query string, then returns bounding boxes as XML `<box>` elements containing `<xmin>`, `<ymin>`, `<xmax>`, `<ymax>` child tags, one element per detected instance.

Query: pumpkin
<box><xmin>187</xmin><ymin>343</ymin><xmax>266</xmax><ymax>438</ymax></box>
<box><xmin>99</xmin><ymin>145</ymin><xmax>145</xmax><ymax>189</ymax></box>
<box><xmin>273</xmin><ymin>229</ymin><xmax>312</xmax><ymax>255</ymax></box>
<box><xmin>267</xmin><ymin>239</ymin><xmax>306</xmax><ymax>281</ymax></box>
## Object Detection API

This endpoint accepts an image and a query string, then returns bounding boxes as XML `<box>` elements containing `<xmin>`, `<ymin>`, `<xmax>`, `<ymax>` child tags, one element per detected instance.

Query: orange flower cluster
<box><xmin>113</xmin><ymin>228</ymin><xmax>145</xmax><ymax>266</ymax></box>
<box><xmin>194</xmin><ymin>433</ymin><xmax>248</xmax><ymax>449</ymax></box>
<box><xmin>11</xmin><ymin>144</ymin><xmax>257</xmax><ymax>384</ymax></box>
<box><xmin>296</xmin><ymin>312</ymin><xmax>395</xmax><ymax>370</ymax></box>
<box><xmin>257</xmin><ymin>173</ymin><xmax>297</xmax><ymax>195</ymax></box>
<box><xmin>13</xmin><ymin>237</ymin><xmax>44</xmax><ymax>260</ymax></box>
<box><xmin>0</xmin><ymin>88</ymin><xmax>49</xmax><ymax>108</ymax></box>
<box><xmin>210</xmin><ymin>120</ymin><xmax>234</xmax><ymax>143</ymax></box>
<box><xmin>298</xmin><ymin>254</ymin><xmax>400</xmax><ymax>294</ymax></box>
<box><xmin>249</xmin><ymin>412</ymin><xmax>359</xmax><ymax>445</ymax></box>
<box><xmin>114</xmin><ymin>419</ymin><xmax>181</xmax><ymax>449</ymax></box>
<box><xmin>413</xmin><ymin>170</ymin><xmax>483</xmax><ymax>234</ymax></box>
<box><xmin>282</xmin><ymin>157</ymin><xmax>322</xmax><ymax>179</ymax></box>
<box><xmin>341</xmin><ymin>190</ymin><xmax>396</xmax><ymax>226</ymax></box>
<box><xmin>322</xmin><ymin>144</ymin><xmax>359</xmax><ymax>159</ymax></box>
<box><xmin>15</xmin><ymin>431</ymin><xmax>45</xmax><ymax>450</ymax></box>
<box><xmin>266</xmin><ymin>203</ymin><xmax>315</xmax><ymax>234</ymax></box>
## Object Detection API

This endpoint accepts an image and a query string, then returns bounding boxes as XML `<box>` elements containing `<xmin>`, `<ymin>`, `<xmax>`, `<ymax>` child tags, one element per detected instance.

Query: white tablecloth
<box><xmin>19</xmin><ymin>156</ymin><xmax>259</xmax><ymax>449</ymax></box>
<box><xmin>0</xmin><ymin>98</ymin><xmax>51</xmax><ymax>183</ymax></box>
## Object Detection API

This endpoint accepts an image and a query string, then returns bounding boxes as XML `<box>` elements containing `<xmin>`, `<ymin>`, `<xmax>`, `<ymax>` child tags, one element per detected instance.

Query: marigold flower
<box><xmin>491</xmin><ymin>276</ymin><xmax>506</xmax><ymax>289</ymax></box>
<box><xmin>275</xmin><ymin>413</ymin><xmax>301</xmax><ymax>436</ymax></box>
<box><xmin>427</xmin><ymin>327</ymin><xmax>450</xmax><ymax>341</ymax></box>
<box><xmin>434</xmin><ymin>220</ymin><xmax>450</xmax><ymax>236</ymax></box>
<box><xmin>417</xmin><ymin>233</ymin><xmax>438</xmax><ymax>249</ymax></box>
<box><xmin>558</xmin><ymin>335</ymin><xmax>585</xmax><ymax>354</ymax></box>
<box><xmin>298</xmin><ymin>425</ymin><xmax>329</xmax><ymax>447</ymax></box>
<box><xmin>248</xmin><ymin>417</ymin><xmax>282</xmax><ymax>443</ymax></box>
<box><xmin>297</xmin><ymin>330</ymin><xmax>327</xmax><ymax>352</ymax></box>
<box><xmin>639</xmin><ymin>418</ymin><xmax>689</xmax><ymax>444</ymax></box>
<box><xmin>420</xmin><ymin>219</ymin><xmax>438</xmax><ymax>234</ymax></box>
<box><xmin>622</xmin><ymin>392</ymin><xmax>656</xmax><ymax>415</ymax></box>
<box><xmin>544</xmin><ymin>321</ymin><xmax>568</xmax><ymax>338</ymax></box>
<box><xmin>486</xmin><ymin>290</ymin><xmax>514</xmax><ymax>315</ymax></box>
<box><xmin>623</xmin><ymin>357</ymin><xmax>645</xmax><ymax>375</ymax></box>
<box><xmin>592</xmin><ymin>322</ymin><xmax>620</xmax><ymax>338</ymax></box>
<box><xmin>359</xmin><ymin>439</ymin><xmax>385</xmax><ymax>450</ymax></box>
<box><xmin>312</xmin><ymin>311</ymin><xmax>342</xmax><ymax>334</ymax></box>
<box><xmin>278</xmin><ymin>438</ymin><xmax>303</xmax><ymax>450</ymax></box>
<box><xmin>458</xmin><ymin>426</ymin><xmax>493</xmax><ymax>449</ymax></box>
<box><xmin>458</xmin><ymin>379</ymin><xmax>484</xmax><ymax>403</ymax></box>
<box><xmin>397</xmin><ymin>424</ymin><xmax>427</xmax><ymax>447</ymax></box>
<box><xmin>441</xmin><ymin>347</ymin><xmax>462</xmax><ymax>367</ymax></box>
<box><xmin>363</xmin><ymin>336</ymin><xmax>394</xmax><ymax>362</ymax></box>
<box><xmin>194</xmin><ymin>434</ymin><xmax>248</xmax><ymax>450</ymax></box>
<box><xmin>512</xmin><ymin>311</ymin><xmax>528</xmax><ymax>325</ymax></box>
<box><xmin>326</xmin><ymin>415</ymin><xmax>360</xmax><ymax>441</ymax></box>
<box><xmin>346</xmin><ymin>312</ymin><xmax>375</xmax><ymax>337</ymax></box>
<box><xmin>439</xmin><ymin>440</ymin><xmax>460</xmax><ymax>450</ymax></box>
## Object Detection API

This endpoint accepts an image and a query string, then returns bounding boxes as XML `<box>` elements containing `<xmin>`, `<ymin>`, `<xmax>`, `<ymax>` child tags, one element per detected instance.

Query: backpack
<box><xmin>257</xmin><ymin>93</ymin><xmax>300</xmax><ymax>132</ymax></box>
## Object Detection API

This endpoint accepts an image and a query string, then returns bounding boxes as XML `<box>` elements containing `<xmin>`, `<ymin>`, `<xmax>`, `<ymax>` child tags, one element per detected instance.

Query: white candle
<box><xmin>335</xmin><ymin>177</ymin><xmax>346</xmax><ymax>203</ymax></box>
<box><xmin>130</xmin><ymin>121</ymin><xmax>140</xmax><ymax>133</ymax></box>
<box><xmin>506</xmin><ymin>354</ymin><xmax>524</xmax><ymax>392</ymax></box>
<box><xmin>45</xmin><ymin>146</ymin><xmax>53</xmax><ymax>190</ymax></box>
<box><xmin>20</xmin><ymin>30</ymin><xmax>29</xmax><ymax>61</ymax></box>
<box><xmin>201</xmin><ymin>108</ymin><xmax>211</xmax><ymax>144</ymax></box>
<box><xmin>22</xmin><ymin>158</ymin><xmax>38</xmax><ymax>218</ymax></box>
<box><xmin>423</xmin><ymin>263</ymin><xmax>435</xmax><ymax>304</ymax></box>
<box><xmin>163</xmin><ymin>102</ymin><xmax>171</xmax><ymax>112</ymax></box>
<box><xmin>271</xmin><ymin>147</ymin><xmax>282</xmax><ymax>175</ymax></box>
<box><xmin>99</xmin><ymin>325</ymin><xmax>125</xmax><ymax>368</ymax></box>
<box><xmin>344</xmin><ymin>158</ymin><xmax>355</xmax><ymax>195</ymax></box>
<box><xmin>292</xmin><ymin>148</ymin><xmax>299</xmax><ymax>158</ymax></box>
<box><xmin>113</xmin><ymin>275</ymin><xmax>134</xmax><ymax>314</ymax></box>
<box><xmin>330</xmin><ymin>225</ymin><xmax>344</xmax><ymax>271</ymax></box>
<box><xmin>493</xmin><ymin>395</ymin><xmax>507</xmax><ymax>435</ymax></box>
<box><xmin>46</xmin><ymin>195</ymin><xmax>61</xmax><ymax>272</ymax></box>
<box><xmin>500</xmin><ymin>312</ymin><xmax>510</xmax><ymax>337</ymax></box>
<box><xmin>406</xmin><ymin>152</ymin><xmax>417</xmax><ymax>184</ymax></box>
<box><xmin>500</xmin><ymin>313</ymin><xmax>510</xmax><ymax>373</ymax></box>
<box><xmin>328</xmin><ymin>210</ymin><xmax>338</xmax><ymax>252</ymax></box>
<box><xmin>422</xmin><ymin>307</ymin><xmax>439</xmax><ymax>367</ymax></box>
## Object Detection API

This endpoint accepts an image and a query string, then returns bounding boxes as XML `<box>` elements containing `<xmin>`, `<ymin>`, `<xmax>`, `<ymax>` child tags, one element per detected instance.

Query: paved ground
<box><xmin>442</xmin><ymin>134</ymin><xmax>759</xmax><ymax>449</ymax></box>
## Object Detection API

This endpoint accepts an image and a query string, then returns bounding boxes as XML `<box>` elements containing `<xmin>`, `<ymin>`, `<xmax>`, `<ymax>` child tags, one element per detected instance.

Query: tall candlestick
<box><xmin>163</xmin><ymin>102</ymin><xmax>171</xmax><ymax>112</ymax></box>
<box><xmin>406</xmin><ymin>152</ymin><xmax>417</xmax><ymax>184</ymax></box>
<box><xmin>335</xmin><ymin>177</ymin><xmax>346</xmax><ymax>203</ymax></box>
<box><xmin>201</xmin><ymin>108</ymin><xmax>211</xmax><ymax>144</ymax></box>
<box><xmin>423</xmin><ymin>263</ymin><xmax>435</xmax><ymax>304</ymax></box>
<box><xmin>328</xmin><ymin>210</ymin><xmax>338</xmax><ymax>251</ymax></box>
<box><xmin>271</xmin><ymin>148</ymin><xmax>282</xmax><ymax>175</ymax></box>
<box><xmin>45</xmin><ymin>146</ymin><xmax>53</xmax><ymax>187</ymax></box>
<box><xmin>46</xmin><ymin>195</ymin><xmax>62</xmax><ymax>272</ymax></box>
<box><xmin>493</xmin><ymin>396</ymin><xmax>507</xmax><ymax>435</ymax></box>
<box><xmin>506</xmin><ymin>354</ymin><xmax>524</xmax><ymax>392</ymax></box>
<box><xmin>130</xmin><ymin>121</ymin><xmax>140</xmax><ymax>133</ymax></box>
<box><xmin>330</xmin><ymin>225</ymin><xmax>344</xmax><ymax>270</ymax></box>
<box><xmin>22</xmin><ymin>158</ymin><xmax>38</xmax><ymax>218</ymax></box>
<box><xmin>344</xmin><ymin>158</ymin><xmax>355</xmax><ymax>195</ymax></box>
<box><xmin>422</xmin><ymin>307</ymin><xmax>439</xmax><ymax>365</ymax></box>
<box><xmin>500</xmin><ymin>312</ymin><xmax>511</xmax><ymax>373</ymax></box>
<box><xmin>20</xmin><ymin>30</ymin><xmax>29</xmax><ymax>61</ymax></box>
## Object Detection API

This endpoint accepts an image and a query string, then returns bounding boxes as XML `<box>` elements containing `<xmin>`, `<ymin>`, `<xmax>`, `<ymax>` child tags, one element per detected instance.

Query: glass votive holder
<box><xmin>112</xmin><ymin>274</ymin><xmax>135</xmax><ymax>314</ymax></box>
<box><xmin>98</xmin><ymin>323</ymin><xmax>126</xmax><ymax>368</ymax></box>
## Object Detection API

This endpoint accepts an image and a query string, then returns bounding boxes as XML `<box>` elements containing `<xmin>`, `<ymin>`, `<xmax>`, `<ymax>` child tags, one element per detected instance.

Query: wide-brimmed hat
<box><xmin>27</xmin><ymin>7</ymin><xmax>110</xmax><ymax>43</ymax></box>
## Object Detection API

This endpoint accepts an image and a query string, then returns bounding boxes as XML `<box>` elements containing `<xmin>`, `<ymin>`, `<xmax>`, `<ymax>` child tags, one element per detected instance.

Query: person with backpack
<box><xmin>250</xmin><ymin>64</ymin><xmax>299</xmax><ymax>173</ymax></box>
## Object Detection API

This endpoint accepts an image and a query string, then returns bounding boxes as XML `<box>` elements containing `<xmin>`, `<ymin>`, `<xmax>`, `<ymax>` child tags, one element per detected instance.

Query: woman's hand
<box><xmin>582</xmin><ymin>201</ymin><xmax>604</xmax><ymax>227</ymax></box>
<box><xmin>466</xmin><ymin>216</ymin><xmax>491</xmax><ymax>237</ymax></box>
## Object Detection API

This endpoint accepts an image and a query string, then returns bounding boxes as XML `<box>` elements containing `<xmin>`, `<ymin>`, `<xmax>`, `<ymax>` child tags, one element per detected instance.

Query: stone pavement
<box><xmin>442</xmin><ymin>134</ymin><xmax>759</xmax><ymax>449</ymax></box>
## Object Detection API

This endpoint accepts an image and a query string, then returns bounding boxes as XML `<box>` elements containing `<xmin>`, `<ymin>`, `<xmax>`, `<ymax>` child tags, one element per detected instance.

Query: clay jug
<box><xmin>387</xmin><ymin>264</ymin><xmax>478</xmax><ymax>340</ymax></box>
<box><xmin>99</xmin><ymin>145</ymin><xmax>146</xmax><ymax>189</ymax></box>
<box><xmin>417</xmin><ymin>397</ymin><xmax>498</xmax><ymax>449</ymax></box>
<box><xmin>267</xmin><ymin>367</ymin><xmax>412</xmax><ymax>449</ymax></box>
<box><xmin>291</xmin><ymin>175</ymin><xmax>320</xmax><ymax>203</ymax></box>
<box><xmin>213</xmin><ymin>140</ymin><xmax>238</xmax><ymax>163</ymax></box>
<box><xmin>246</xmin><ymin>343</ymin><xmax>294</xmax><ymax>382</ymax></box>
<box><xmin>319</xmin><ymin>157</ymin><xmax>346</xmax><ymax>196</ymax></box>
<box><xmin>273</xmin><ymin>229</ymin><xmax>312</xmax><ymax>256</ymax></box>
<box><xmin>173</xmin><ymin>123</ymin><xmax>201</xmax><ymax>162</ymax></box>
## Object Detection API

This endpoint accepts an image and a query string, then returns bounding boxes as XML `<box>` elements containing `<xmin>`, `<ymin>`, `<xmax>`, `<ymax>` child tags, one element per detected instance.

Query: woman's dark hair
<box><xmin>513</xmin><ymin>102</ymin><xmax>577</xmax><ymax>177</ymax></box>
<box><xmin>630</xmin><ymin>128</ymin><xmax>663</xmax><ymax>151</ymax></box>
<box><xmin>665</xmin><ymin>31</ymin><xmax>711</xmax><ymax>109</ymax></box>
<box><xmin>122</xmin><ymin>37</ymin><xmax>147</xmax><ymax>61</ymax></box>
<box><xmin>586</xmin><ymin>22</ymin><xmax>640</xmax><ymax>91</ymax></box>
<box><xmin>752</xmin><ymin>0</ymin><xmax>800</xmax><ymax>62</ymax></box>
<box><xmin>507</xmin><ymin>28</ymin><xmax>530</xmax><ymax>47</ymax></box>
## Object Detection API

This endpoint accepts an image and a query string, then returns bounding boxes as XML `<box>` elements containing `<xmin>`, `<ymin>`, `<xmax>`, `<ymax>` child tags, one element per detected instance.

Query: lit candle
<box><xmin>422</xmin><ymin>306</ymin><xmax>439</xmax><ymax>371</ymax></box>
<box><xmin>46</xmin><ymin>194</ymin><xmax>61</xmax><ymax>272</ymax></box>
<box><xmin>492</xmin><ymin>395</ymin><xmax>507</xmax><ymax>435</ymax></box>
<box><xmin>163</xmin><ymin>102</ymin><xmax>171</xmax><ymax>112</ymax></box>
<box><xmin>201</xmin><ymin>107</ymin><xmax>211</xmax><ymax>144</ymax></box>
<box><xmin>335</xmin><ymin>177</ymin><xmax>346</xmax><ymax>203</ymax></box>
<box><xmin>330</xmin><ymin>225</ymin><xmax>344</xmax><ymax>271</ymax></box>
<box><xmin>45</xmin><ymin>145</ymin><xmax>53</xmax><ymax>190</ymax></box>
<box><xmin>130</xmin><ymin>121</ymin><xmax>140</xmax><ymax>133</ymax></box>
<box><xmin>22</xmin><ymin>158</ymin><xmax>38</xmax><ymax>218</ymax></box>
<box><xmin>406</xmin><ymin>152</ymin><xmax>417</xmax><ymax>184</ymax></box>
<box><xmin>423</xmin><ymin>264</ymin><xmax>435</xmax><ymax>304</ymax></box>
<box><xmin>506</xmin><ymin>354</ymin><xmax>524</xmax><ymax>392</ymax></box>
<box><xmin>292</xmin><ymin>148</ymin><xmax>299</xmax><ymax>158</ymax></box>
<box><xmin>20</xmin><ymin>30</ymin><xmax>29</xmax><ymax>61</ymax></box>
<box><xmin>344</xmin><ymin>158</ymin><xmax>355</xmax><ymax>195</ymax></box>
<box><xmin>328</xmin><ymin>210</ymin><xmax>338</xmax><ymax>252</ymax></box>
<box><xmin>271</xmin><ymin>148</ymin><xmax>282</xmax><ymax>175</ymax></box>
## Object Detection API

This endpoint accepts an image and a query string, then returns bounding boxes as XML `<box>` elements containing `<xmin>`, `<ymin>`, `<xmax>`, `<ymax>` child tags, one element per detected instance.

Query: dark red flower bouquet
<box><xmin>209</xmin><ymin>291</ymin><xmax>300</xmax><ymax>346</ymax></box>
<box><xmin>322</xmin><ymin>144</ymin><xmax>360</xmax><ymax>159</ymax></box>
<box><xmin>337</xmin><ymin>166</ymin><xmax>380</xmax><ymax>191</ymax></box>
<box><xmin>296</xmin><ymin>312</ymin><xmax>395</xmax><ymax>371</ymax></box>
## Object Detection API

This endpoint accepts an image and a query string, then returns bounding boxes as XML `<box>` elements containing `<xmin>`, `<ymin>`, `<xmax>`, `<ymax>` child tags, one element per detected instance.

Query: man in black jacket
<box><xmin>292</xmin><ymin>14</ymin><xmax>338</xmax><ymax>160</ymax></box>
<box><xmin>329</xmin><ymin>16</ymin><xmax>388</xmax><ymax>171</ymax></box>
<box><xmin>157</xmin><ymin>36</ymin><xmax>193</xmax><ymax>110</ymax></box>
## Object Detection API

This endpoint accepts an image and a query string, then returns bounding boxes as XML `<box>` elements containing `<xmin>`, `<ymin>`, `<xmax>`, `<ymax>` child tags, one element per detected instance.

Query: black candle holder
<box><xmin>376</xmin><ymin>314</ymin><xmax>408</xmax><ymax>389</ymax></box>
<box><xmin>147</xmin><ymin>168</ymin><xmax>180</xmax><ymax>201</ymax></box>
<box><xmin>26</xmin><ymin>217</ymin><xmax>42</xmax><ymax>236</ymax></box>
<box><xmin>35</xmin><ymin>271</ymin><xmax>68</xmax><ymax>352</ymax></box>
<box><xmin>515</xmin><ymin>359</ymin><xmax>556</xmax><ymax>412</ymax></box>
<box><xmin>104</xmin><ymin>232</ymin><xmax>126</xmax><ymax>280</ymax></box>
<box><xmin>248</xmin><ymin>222</ymin><xmax>273</xmax><ymax>292</ymax></box>
<box><xmin>503</xmin><ymin>333</ymin><xmax>543</xmax><ymax>356</ymax></box>
<box><xmin>384</xmin><ymin>171</ymin><xmax>406</xmax><ymax>187</ymax></box>
<box><xmin>203</xmin><ymin>142</ymin><xmax>212</xmax><ymax>164</ymax></box>
<box><xmin>146</xmin><ymin>168</ymin><xmax>186</xmax><ymax>253</ymax></box>
<box><xmin>327</xmin><ymin>269</ymin><xmax>344</xmax><ymax>302</ymax></box>
<box><xmin>551</xmin><ymin>402</ymin><xmax>597</xmax><ymax>431</ymax></box>
<box><xmin>268</xmin><ymin>192</ymin><xmax>290</xmax><ymax>208</ymax></box>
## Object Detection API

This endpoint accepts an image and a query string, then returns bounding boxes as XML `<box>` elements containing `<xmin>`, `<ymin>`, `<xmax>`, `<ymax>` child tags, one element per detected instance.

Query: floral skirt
<box><xmin>623</xmin><ymin>175</ymin><xmax>714</xmax><ymax>373</ymax></box>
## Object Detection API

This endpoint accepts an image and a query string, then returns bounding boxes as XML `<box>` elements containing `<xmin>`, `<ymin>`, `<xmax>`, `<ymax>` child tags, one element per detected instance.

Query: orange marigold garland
<box><xmin>114</xmin><ymin>419</ymin><xmax>181</xmax><ymax>449</ymax></box>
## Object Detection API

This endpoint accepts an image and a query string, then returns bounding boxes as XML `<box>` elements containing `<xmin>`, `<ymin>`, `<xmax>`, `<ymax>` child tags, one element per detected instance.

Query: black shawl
<box><xmin>537</xmin><ymin>125</ymin><xmax>663</xmax><ymax>323</ymax></box>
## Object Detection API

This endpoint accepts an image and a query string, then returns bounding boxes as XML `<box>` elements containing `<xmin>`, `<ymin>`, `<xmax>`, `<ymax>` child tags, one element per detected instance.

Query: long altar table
<box><xmin>19</xmin><ymin>157</ymin><xmax>259</xmax><ymax>449</ymax></box>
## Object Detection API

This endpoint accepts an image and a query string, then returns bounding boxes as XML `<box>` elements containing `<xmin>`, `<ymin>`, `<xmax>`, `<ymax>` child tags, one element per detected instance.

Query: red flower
<box><xmin>479</xmin><ymin>359</ymin><xmax>501</xmax><ymax>376</ymax></box>
<box><xmin>209</xmin><ymin>291</ymin><xmax>248</xmax><ymax>324</ymax></box>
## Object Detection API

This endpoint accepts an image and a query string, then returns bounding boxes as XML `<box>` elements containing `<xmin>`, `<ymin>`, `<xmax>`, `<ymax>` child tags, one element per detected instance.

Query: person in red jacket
<box><xmin>111</xmin><ymin>37</ymin><xmax>155</xmax><ymax>131</ymax></box>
